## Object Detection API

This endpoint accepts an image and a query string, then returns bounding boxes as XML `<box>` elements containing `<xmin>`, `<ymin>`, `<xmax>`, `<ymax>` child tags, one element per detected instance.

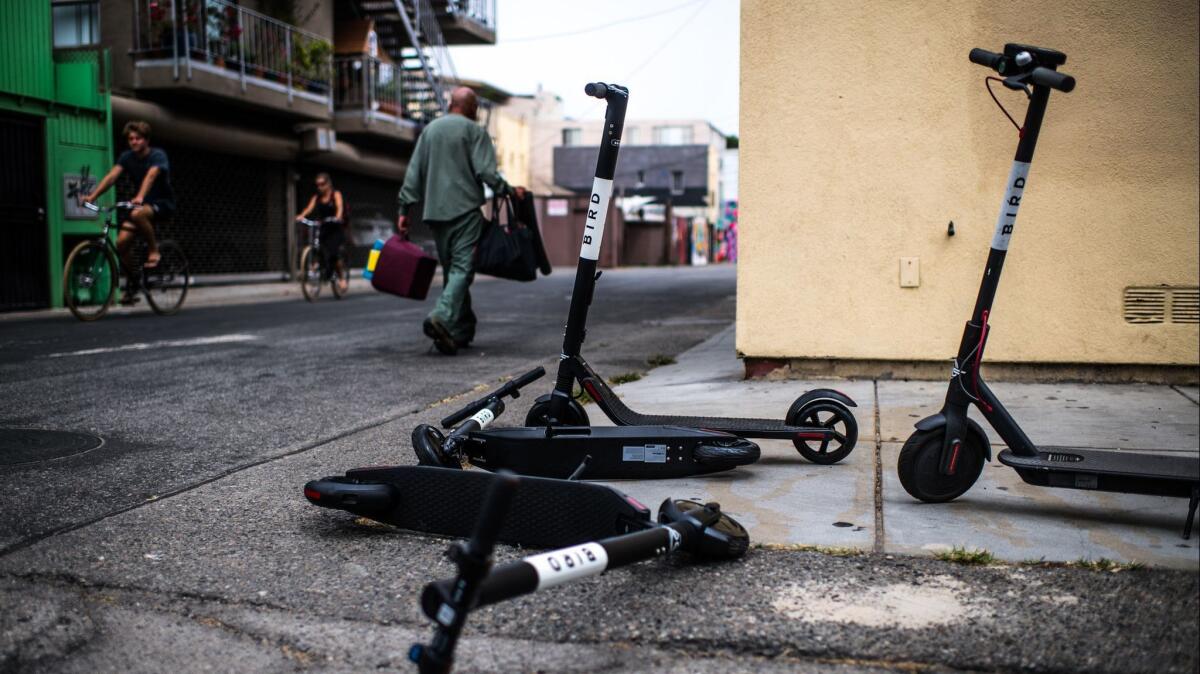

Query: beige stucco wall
<box><xmin>738</xmin><ymin>0</ymin><xmax>1199</xmax><ymax>366</ymax></box>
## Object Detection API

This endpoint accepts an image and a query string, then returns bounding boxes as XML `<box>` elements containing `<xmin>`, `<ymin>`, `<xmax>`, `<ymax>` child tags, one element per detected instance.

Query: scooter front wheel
<box><xmin>897</xmin><ymin>428</ymin><xmax>986</xmax><ymax>502</ymax></box>
<box><xmin>694</xmin><ymin>438</ymin><xmax>761</xmax><ymax>471</ymax></box>
<box><xmin>787</xmin><ymin>397</ymin><xmax>858</xmax><ymax>465</ymax></box>
<box><xmin>411</xmin><ymin>425</ymin><xmax>462</xmax><ymax>469</ymax></box>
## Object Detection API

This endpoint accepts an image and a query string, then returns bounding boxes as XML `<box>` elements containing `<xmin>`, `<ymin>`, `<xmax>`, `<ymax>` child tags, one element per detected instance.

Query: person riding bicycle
<box><xmin>84</xmin><ymin>120</ymin><xmax>176</xmax><ymax>303</ymax></box>
<box><xmin>296</xmin><ymin>172</ymin><xmax>347</xmax><ymax>290</ymax></box>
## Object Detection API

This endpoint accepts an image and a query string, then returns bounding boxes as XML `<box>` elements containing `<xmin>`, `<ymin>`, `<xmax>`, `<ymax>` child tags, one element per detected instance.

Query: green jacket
<box><xmin>397</xmin><ymin>113</ymin><xmax>510</xmax><ymax>223</ymax></box>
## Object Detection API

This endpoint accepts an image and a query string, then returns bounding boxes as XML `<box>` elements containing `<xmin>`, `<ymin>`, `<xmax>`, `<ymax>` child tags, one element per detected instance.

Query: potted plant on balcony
<box><xmin>145</xmin><ymin>0</ymin><xmax>173</xmax><ymax>57</ymax></box>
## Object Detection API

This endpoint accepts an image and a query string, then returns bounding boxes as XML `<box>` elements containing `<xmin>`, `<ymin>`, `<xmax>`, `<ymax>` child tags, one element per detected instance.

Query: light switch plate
<box><xmin>900</xmin><ymin>257</ymin><xmax>920</xmax><ymax>287</ymax></box>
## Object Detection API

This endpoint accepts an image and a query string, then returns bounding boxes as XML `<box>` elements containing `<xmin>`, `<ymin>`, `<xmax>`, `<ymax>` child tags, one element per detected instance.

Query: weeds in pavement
<box><xmin>1016</xmin><ymin>557</ymin><xmax>1145</xmax><ymax>572</ymax></box>
<box><xmin>935</xmin><ymin>546</ymin><xmax>996</xmax><ymax>565</ymax></box>
<box><xmin>609</xmin><ymin>372</ymin><xmax>643</xmax><ymax>385</ymax></box>
<box><xmin>756</xmin><ymin>543</ymin><xmax>867</xmax><ymax>557</ymax></box>
<box><xmin>646</xmin><ymin>354</ymin><xmax>677</xmax><ymax>367</ymax></box>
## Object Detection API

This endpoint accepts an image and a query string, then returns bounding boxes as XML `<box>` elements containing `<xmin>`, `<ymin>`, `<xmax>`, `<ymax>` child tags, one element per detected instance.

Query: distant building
<box><xmin>550</xmin><ymin>119</ymin><xmax>728</xmax><ymax>224</ymax></box>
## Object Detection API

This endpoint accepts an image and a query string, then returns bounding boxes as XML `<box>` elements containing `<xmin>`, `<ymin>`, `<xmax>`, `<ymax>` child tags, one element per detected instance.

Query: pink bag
<box><xmin>371</xmin><ymin>235</ymin><xmax>436</xmax><ymax>300</ymax></box>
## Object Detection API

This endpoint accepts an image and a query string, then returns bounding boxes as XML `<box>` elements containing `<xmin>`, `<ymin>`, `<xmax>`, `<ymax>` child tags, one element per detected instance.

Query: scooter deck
<box><xmin>998</xmin><ymin>447</ymin><xmax>1199</xmax><ymax>498</ymax></box>
<box><xmin>304</xmin><ymin>465</ymin><xmax>652</xmax><ymax>549</ymax></box>
<box><xmin>583</xmin><ymin>375</ymin><xmax>815</xmax><ymax>439</ymax></box>
<box><xmin>465</xmin><ymin>425</ymin><xmax>759</xmax><ymax>479</ymax></box>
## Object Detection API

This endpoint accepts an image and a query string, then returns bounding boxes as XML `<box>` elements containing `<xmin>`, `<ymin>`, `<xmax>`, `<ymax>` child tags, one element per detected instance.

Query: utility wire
<box><xmin>502</xmin><ymin>0</ymin><xmax>707</xmax><ymax>43</ymax></box>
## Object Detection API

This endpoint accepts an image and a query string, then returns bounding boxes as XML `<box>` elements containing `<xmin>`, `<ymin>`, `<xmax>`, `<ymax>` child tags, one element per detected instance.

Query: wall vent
<box><xmin>1123</xmin><ymin>286</ymin><xmax>1200</xmax><ymax>324</ymax></box>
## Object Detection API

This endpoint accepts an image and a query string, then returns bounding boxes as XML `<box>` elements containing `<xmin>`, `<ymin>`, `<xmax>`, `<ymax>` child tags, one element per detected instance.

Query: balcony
<box><xmin>430</xmin><ymin>0</ymin><xmax>496</xmax><ymax>45</ymax></box>
<box><xmin>332</xmin><ymin>55</ymin><xmax>418</xmax><ymax>143</ymax></box>
<box><xmin>131</xmin><ymin>0</ymin><xmax>332</xmax><ymax>121</ymax></box>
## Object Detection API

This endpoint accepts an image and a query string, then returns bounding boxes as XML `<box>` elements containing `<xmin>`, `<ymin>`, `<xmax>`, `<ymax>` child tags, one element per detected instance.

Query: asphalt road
<box><xmin>1</xmin><ymin>265</ymin><xmax>1196</xmax><ymax>673</ymax></box>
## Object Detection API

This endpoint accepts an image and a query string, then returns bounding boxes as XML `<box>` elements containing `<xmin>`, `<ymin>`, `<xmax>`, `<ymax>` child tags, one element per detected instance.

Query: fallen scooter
<box><xmin>412</xmin><ymin>366</ymin><xmax>761</xmax><ymax>479</ymax></box>
<box><xmin>408</xmin><ymin>472</ymin><xmax>749</xmax><ymax>674</ymax></box>
<box><xmin>304</xmin><ymin>370</ymin><xmax>756</xmax><ymax>547</ymax></box>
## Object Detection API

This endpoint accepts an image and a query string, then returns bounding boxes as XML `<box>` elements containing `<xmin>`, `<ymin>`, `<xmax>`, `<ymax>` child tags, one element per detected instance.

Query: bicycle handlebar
<box><xmin>81</xmin><ymin>201</ymin><xmax>137</xmax><ymax>213</ymax></box>
<box><xmin>440</xmin><ymin>367</ymin><xmax>546</xmax><ymax>429</ymax></box>
<box><xmin>297</xmin><ymin>216</ymin><xmax>342</xmax><ymax>226</ymax></box>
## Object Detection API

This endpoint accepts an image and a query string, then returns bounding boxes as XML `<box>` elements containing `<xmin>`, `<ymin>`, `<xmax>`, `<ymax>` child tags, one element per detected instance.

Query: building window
<box><xmin>654</xmin><ymin>126</ymin><xmax>693</xmax><ymax>145</ymax></box>
<box><xmin>671</xmin><ymin>171</ymin><xmax>684</xmax><ymax>194</ymax></box>
<box><xmin>562</xmin><ymin>128</ymin><xmax>582</xmax><ymax>146</ymax></box>
<box><xmin>53</xmin><ymin>0</ymin><xmax>100</xmax><ymax>48</ymax></box>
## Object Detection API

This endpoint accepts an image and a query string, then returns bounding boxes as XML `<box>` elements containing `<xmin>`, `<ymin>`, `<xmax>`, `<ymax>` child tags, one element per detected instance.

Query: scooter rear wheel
<box><xmin>786</xmin><ymin>397</ymin><xmax>858</xmax><ymax>465</ymax></box>
<box><xmin>525</xmin><ymin>394</ymin><xmax>591</xmax><ymax>427</ymax></box>
<box><xmin>897</xmin><ymin>428</ymin><xmax>986</xmax><ymax>502</ymax></box>
<box><xmin>694</xmin><ymin>438</ymin><xmax>761</xmax><ymax>471</ymax></box>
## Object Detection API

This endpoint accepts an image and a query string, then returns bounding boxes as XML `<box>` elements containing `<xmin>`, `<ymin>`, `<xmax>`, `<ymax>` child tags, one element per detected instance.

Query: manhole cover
<box><xmin>0</xmin><ymin>429</ymin><xmax>104</xmax><ymax>466</ymax></box>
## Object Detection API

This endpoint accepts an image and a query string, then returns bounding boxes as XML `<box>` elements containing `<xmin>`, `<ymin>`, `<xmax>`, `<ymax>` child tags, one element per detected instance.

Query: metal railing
<box><xmin>132</xmin><ymin>0</ymin><xmax>331</xmax><ymax>99</ymax></box>
<box><xmin>440</xmin><ymin>0</ymin><xmax>495</xmax><ymax>30</ymax></box>
<box><xmin>333</xmin><ymin>56</ymin><xmax>405</xmax><ymax>121</ymax></box>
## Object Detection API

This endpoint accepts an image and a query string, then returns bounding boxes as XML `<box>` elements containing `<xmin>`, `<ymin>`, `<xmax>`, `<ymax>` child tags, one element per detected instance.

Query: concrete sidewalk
<box><xmin>593</xmin><ymin>325</ymin><xmax>1200</xmax><ymax>570</ymax></box>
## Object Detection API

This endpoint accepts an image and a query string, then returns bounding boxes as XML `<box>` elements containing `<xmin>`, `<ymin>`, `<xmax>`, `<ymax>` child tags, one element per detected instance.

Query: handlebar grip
<box><xmin>584</xmin><ymin>82</ymin><xmax>608</xmax><ymax>99</ymax></box>
<box><xmin>1029</xmin><ymin>66</ymin><xmax>1075</xmax><ymax>93</ymax></box>
<box><xmin>510</xmin><ymin>366</ymin><xmax>546</xmax><ymax>391</ymax></box>
<box><xmin>969</xmin><ymin>48</ymin><xmax>1005</xmax><ymax>71</ymax></box>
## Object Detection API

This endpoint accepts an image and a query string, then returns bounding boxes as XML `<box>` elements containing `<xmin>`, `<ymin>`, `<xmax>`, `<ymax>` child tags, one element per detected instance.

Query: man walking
<box><xmin>397</xmin><ymin>86</ymin><xmax>525</xmax><ymax>355</ymax></box>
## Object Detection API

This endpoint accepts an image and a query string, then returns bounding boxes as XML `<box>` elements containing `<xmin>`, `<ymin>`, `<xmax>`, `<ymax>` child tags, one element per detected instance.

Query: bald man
<box><xmin>397</xmin><ymin>86</ymin><xmax>526</xmax><ymax>355</ymax></box>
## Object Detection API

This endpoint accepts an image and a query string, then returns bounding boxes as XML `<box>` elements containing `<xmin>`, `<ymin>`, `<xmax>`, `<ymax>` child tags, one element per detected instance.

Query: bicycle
<box><xmin>62</xmin><ymin>201</ymin><xmax>190</xmax><ymax>321</ymax></box>
<box><xmin>298</xmin><ymin>217</ymin><xmax>350</xmax><ymax>302</ymax></box>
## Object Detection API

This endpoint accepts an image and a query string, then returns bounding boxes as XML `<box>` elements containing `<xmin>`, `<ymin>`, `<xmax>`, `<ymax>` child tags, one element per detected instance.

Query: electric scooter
<box><xmin>897</xmin><ymin>44</ymin><xmax>1200</xmax><ymax>538</ymax></box>
<box><xmin>408</xmin><ymin>472</ymin><xmax>748</xmax><ymax>673</ymax></box>
<box><xmin>304</xmin><ymin>369</ymin><xmax>758</xmax><ymax>547</ymax></box>
<box><xmin>411</xmin><ymin>366</ymin><xmax>761</xmax><ymax>479</ymax></box>
<box><xmin>526</xmin><ymin>82</ymin><xmax>860</xmax><ymax>466</ymax></box>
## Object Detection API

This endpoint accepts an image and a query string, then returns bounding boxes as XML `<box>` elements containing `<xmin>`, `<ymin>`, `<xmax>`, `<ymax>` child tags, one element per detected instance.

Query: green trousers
<box><xmin>428</xmin><ymin>208</ymin><xmax>482</xmax><ymax>343</ymax></box>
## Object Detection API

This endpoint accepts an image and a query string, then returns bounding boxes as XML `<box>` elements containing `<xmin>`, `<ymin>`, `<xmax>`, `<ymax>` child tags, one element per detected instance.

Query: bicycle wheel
<box><xmin>143</xmin><ymin>240</ymin><xmax>190</xmax><ymax>316</ymax></box>
<box><xmin>299</xmin><ymin>245</ymin><xmax>321</xmax><ymax>301</ymax></box>
<box><xmin>330</xmin><ymin>245</ymin><xmax>351</xmax><ymax>299</ymax></box>
<box><xmin>63</xmin><ymin>240</ymin><xmax>118</xmax><ymax>321</ymax></box>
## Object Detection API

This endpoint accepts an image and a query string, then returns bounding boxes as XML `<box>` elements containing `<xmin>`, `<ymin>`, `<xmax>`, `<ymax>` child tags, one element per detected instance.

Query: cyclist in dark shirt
<box><xmin>296</xmin><ymin>172</ymin><xmax>348</xmax><ymax>293</ymax></box>
<box><xmin>85</xmin><ymin>120</ymin><xmax>175</xmax><ymax>277</ymax></box>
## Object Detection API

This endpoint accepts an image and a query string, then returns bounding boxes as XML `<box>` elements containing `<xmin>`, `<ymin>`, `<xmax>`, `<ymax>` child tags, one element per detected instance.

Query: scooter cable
<box><xmin>985</xmin><ymin>77</ymin><xmax>1024</xmax><ymax>137</ymax></box>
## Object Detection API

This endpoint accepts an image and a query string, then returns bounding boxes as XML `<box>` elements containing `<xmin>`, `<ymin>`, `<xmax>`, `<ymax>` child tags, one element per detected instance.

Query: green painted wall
<box><xmin>0</xmin><ymin>0</ymin><xmax>112</xmax><ymax>309</ymax></box>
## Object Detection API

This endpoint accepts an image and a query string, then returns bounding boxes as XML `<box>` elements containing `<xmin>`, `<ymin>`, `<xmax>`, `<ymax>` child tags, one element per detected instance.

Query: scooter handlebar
<box><xmin>440</xmin><ymin>366</ymin><xmax>546</xmax><ymax>428</ymax></box>
<box><xmin>584</xmin><ymin>82</ymin><xmax>608</xmax><ymax>99</ymax></box>
<box><xmin>970</xmin><ymin>47</ymin><xmax>1075</xmax><ymax>93</ymax></box>
<box><xmin>969</xmin><ymin>47</ymin><xmax>1005</xmax><ymax>71</ymax></box>
<box><xmin>1029</xmin><ymin>66</ymin><xmax>1075</xmax><ymax>93</ymax></box>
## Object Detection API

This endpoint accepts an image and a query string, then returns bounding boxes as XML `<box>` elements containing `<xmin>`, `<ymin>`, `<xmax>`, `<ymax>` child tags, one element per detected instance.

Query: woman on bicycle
<box><xmin>296</xmin><ymin>173</ymin><xmax>347</xmax><ymax>291</ymax></box>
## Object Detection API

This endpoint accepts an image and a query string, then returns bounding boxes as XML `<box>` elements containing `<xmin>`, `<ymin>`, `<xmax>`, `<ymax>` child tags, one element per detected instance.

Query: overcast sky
<box><xmin>447</xmin><ymin>0</ymin><xmax>740</xmax><ymax>136</ymax></box>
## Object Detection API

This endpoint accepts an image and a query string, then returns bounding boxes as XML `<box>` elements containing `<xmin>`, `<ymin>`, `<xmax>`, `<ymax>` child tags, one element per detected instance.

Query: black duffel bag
<box><xmin>476</xmin><ymin>193</ymin><xmax>548</xmax><ymax>282</ymax></box>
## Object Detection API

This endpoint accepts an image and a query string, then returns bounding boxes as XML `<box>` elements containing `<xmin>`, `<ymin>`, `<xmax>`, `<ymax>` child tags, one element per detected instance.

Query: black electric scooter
<box><xmin>408</xmin><ymin>472</ymin><xmax>748</xmax><ymax>674</ymax></box>
<box><xmin>305</xmin><ymin>369</ymin><xmax>757</xmax><ymax>546</ymax></box>
<box><xmin>411</xmin><ymin>366</ymin><xmax>761</xmax><ymax>479</ymax></box>
<box><xmin>898</xmin><ymin>44</ymin><xmax>1200</xmax><ymax>539</ymax></box>
<box><xmin>525</xmin><ymin>82</ymin><xmax>860</xmax><ymax>466</ymax></box>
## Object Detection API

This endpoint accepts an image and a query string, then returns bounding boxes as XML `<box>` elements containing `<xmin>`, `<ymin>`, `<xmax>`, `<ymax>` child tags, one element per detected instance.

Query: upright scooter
<box><xmin>527</xmin><ymin>82</ymin><xmax>860</xmax><ymax>465</ymax></box>
<box><xmin>897</xmin><ymin>44</ymin><xmax>1200</xmax><ymax>538</ymax></box>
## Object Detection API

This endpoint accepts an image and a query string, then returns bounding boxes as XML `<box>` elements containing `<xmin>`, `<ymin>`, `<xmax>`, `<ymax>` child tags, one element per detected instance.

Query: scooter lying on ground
<box><xmin>897</xmin><ymin>43</ymin><xmax>1200</xmax><ymax>538</ymax></box>
<box><xmin>411</xmin><ymin>366</ymin><xmax>761</xmax><ymax>479</ymax></box>
<box><xmin>304</xmin><ymin>369</ymin><xmax>756</xmax><ymax>546</ymax></box>
<box><xmin>408</xmin><ymin>472</ymin><xmax>749</xmax><ymax>674</ymax></box>
<box><xmin>524</xmin><ymin>81</ymin><xmax>859</xmax><ymax>466</ymax></box>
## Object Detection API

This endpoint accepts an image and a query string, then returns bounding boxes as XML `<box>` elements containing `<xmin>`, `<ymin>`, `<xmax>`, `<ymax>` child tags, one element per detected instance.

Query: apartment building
<box><xmin>45</xmin><ymin>0</ymin><xmax>496</xmax><ymax>294</ymax></box>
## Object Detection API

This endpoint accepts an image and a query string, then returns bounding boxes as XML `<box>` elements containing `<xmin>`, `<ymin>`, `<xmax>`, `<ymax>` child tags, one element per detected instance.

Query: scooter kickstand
<box><xmin>1184</xmin><ymin>487</ymin><xmax>1199</xmax><ymax>540</ymax></box>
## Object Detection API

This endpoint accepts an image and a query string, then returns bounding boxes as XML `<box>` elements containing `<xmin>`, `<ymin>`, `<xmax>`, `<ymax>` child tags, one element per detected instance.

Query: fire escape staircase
<box><xmin>353</xmin><ymin>0</ymin><xmax>459</xmax><ymax>125</ymax></box>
